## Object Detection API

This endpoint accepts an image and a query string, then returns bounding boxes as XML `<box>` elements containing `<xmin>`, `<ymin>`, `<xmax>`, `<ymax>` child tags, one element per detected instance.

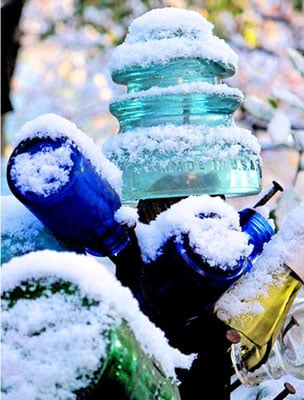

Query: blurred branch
<box><xmin>1</xmin><ymin>0</ymin><xmax>25</xmax><ymax>115</ymax></box>
<box><xmin>1</xmin><ymin>0</ymin><xmax>25</xmax><ymax>156</ymax></box>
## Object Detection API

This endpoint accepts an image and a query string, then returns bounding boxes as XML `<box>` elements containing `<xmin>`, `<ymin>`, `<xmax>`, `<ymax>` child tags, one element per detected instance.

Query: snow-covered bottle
<box><xmin>103</xmin><ymin>7</ymin><xmax>262</xmax><ymax>204</ymax></box>
<box><xmin>1</xmin><ymin>194</ymin><xmax>64</xmax><ymax>263</ymax></box>
<box><xmin>135</xmin><ymin>196</ymin><xmax>256</xmax><ymax>326</ymax></box>
<box><xmin>6</xmin><ymin>114</ymin><xmax>129</xmax><ymax>257</ymax></box>
<box><xmin>230</xmin><ymin>297</ymin><xmax>304</xmax><ymax>386</ymax></box>
<box><xmin>214</xmin><ymin>201</ymin><xmax>304</xmax><ymax>373</ymax></box>
<box><xmin>1</xmin><ymin>251</ymin><xmax>194</xmax><ymax>399</ymax></box>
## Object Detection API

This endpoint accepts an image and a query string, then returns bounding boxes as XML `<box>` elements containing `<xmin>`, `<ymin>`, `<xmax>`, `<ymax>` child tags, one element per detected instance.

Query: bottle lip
<box><xmin>7</xmin><ymin>136</ymin><xmax>80</xmax><ymax>205</ymax></box>
<box><xmin>84</xmin><ymin>233</ymin><xmax>130</xmax><ymax>258</ymax></box>
<box><xmin>174</xmin><ymin>236</ymin><xmax>248</xmax><ymax>282</ymax></box>
<box><xmin>239</xmin><ymin>208</ymin><xmax>273</xmax><ymax>230</ymax></box>
<box><xmin>239</xmin><ymin>208</ymin><xmax>274</xmax><ymax>246</ymax></box>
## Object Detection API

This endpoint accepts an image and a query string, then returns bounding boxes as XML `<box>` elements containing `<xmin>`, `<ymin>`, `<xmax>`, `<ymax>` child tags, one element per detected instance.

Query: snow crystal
<box><xmin>215</xmin><ymin>201</ymin><xmax>304</xmax><ymax>319</ymax></box>
<box><xmin>109</xmin><ymin>8</ymin><xmax>238</xmax><ymax>72</ymax></box>
<box><xmin>103</xmin><ymin>124</ymin><xmax>261</xmax><ymax>169</ymax></box>
<box><xmin>135</xmin><ymin>195</ymin><xmax>252</xmax><ymax>268</ymax></box>
<box><xmin>1</xmin><ymin>250</ymin><xmax>195</xmax><ymax>400</ymax></box>
<box><xmin>12</xmin><ymin>113</ymin><xmax>122</xmax><ymax>195</ymax></box>
<box><xmin>10</xmin><ymin>144</ymin><xmax>73</xmax><ymax>197</ymax></box>
<box><xmin>1</xmin><ymin>195</ymin><xmax>63</xmax><ymax>263</ymax></box>
<box><xmin>111</xmin><ymin>82</ymin><xmax>244</xmax><ymax>103</ymax></box>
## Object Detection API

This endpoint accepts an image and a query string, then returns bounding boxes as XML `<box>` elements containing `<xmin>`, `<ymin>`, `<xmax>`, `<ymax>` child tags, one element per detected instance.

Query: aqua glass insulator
<box><xmin>7</xmin><ymin>136</ymin><xmax>129</xmax><ymax>257</ymax></box>
<box><xmin>110</xmin><ymin>85</ymin><xmax>243</xmax><ymax>131</ymax></box>
<box><xmin>112</xmin><ymin>57</ymin><xmax>236</xmax><ymax>92</ymax></box>
<box><xmin>104</xmin><ymin>8</ymin><xmax>262</xmax><ymax>204</ymax></box>
<box><xmin>103</xmin><ymin>124</ymin><xmax>261</xmax><ymax>203</ymax></box>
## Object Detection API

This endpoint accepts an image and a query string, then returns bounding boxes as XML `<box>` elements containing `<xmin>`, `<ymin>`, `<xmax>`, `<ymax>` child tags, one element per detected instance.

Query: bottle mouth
<box><xmin>239</xmin><ymin>208</ymin><xmax>274</xmax><ymax>260</ymax></box>
<box><xmin>175</xmin><ymin>236</ymin><xmax>248</xmax><ymax>283</ymax></box>
<box><xmin>84</xmin><ymin>231</ymin><xmax>129</xmax><ymax>258</ymax></box>
<box><xmin>7</xmin><ymin>137</ymin><xmax>79</xmax><ymax>204</ymax></box>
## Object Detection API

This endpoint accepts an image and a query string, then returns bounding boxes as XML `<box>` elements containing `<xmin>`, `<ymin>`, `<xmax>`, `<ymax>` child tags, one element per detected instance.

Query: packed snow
<box><xmin>109</xmin><ymin>8</ymin><xmax>238</xmax><ymax>72</ymax></box>
<box><xmin>9</xmin><ymin>144</ymin><xmax>74</xmax><ymax>197</ymax></box>
<box><xmin>103</xmin><ymin>124</ymin><xmax>261</xmax><ymax>170</ymax></box>
<box><xmin>114</xmin><ymin>204</ymin><xmax>139</xmax><ymax>228</ymax></box>
<box><xmin>1</xmin><ymin>251</ymin><xmax>196</xmax><ymax>399</ymax></box>
<box><xmin>12</xmin><ymin>113</ymin><xmax>122</xmax><ymax>196</ymax></box>
<box><xmin>135</xmin><ymin>195</ymin><xmax>252</xmax><ymax>267</ymax></box>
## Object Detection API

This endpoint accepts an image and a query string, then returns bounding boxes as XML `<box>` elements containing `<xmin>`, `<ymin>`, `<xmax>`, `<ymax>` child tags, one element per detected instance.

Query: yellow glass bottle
<box><xmin>214</xmin><ymin>201</ymin><xmax>304</xmax><ymax>374</ymax></box>
<box><xmin>231</xmin><ymin>297</ymin><xmax>304</xmax><ymax>386</ymax></box>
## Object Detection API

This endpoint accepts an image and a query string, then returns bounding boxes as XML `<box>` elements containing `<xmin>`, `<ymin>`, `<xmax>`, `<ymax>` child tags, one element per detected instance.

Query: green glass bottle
<box><xmin>93</xmin><ymin>322</ymin><xmax>181</xmax><ymax>400</ymax></box>
<box><xmin>103</xmin><ymin>7</ymin><xmax>262</xmax><ymax>204</ymax></box>
<box><xmin>1</xmin><ymin>250</ymin><xmax>188</xmax><ymax>399</ymax></box>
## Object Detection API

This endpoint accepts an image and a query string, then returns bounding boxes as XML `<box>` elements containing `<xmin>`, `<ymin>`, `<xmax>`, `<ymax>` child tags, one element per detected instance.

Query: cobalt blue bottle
<box><xmin>6</xmin><ymin>136</ymin><xmax>129</xmax><ymax>257</ymax></box>
<box><xmin>137</xmin><ymin>210</ymin><xmax>274</xmax><ymax>328</ymax></box>
<box><xmin>137</xmin><ymin>234</ymin><xmax>249</xmax><ymax>333</ymax></box>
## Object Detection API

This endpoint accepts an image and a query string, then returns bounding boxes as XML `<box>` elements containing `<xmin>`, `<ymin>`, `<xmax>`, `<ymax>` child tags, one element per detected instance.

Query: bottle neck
<box><xmin>239</xmin><ymin>208</ymin><xmax>274</xmax><ymax>261</ymax></box>
<box><xmin>92</xmin><ymin>321</ymin><xmax>181</xmax><ymax>399</ymax></box>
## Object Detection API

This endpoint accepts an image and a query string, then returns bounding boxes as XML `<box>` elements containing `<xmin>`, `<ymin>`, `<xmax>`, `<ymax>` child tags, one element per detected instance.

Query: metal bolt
<box><xmin>253</xmin><ymin>180</ymin><xmax>284</xmax><ymax>208</ymax></box>
<box><xmin>272</xmin><ymin>382</ymin><xmax>296</xmax><ymax>400</ymax></box>
<box><xmin>226</xmin><ymin>329</ymin><xmax>241</xmax><ymax>344</ymax></box>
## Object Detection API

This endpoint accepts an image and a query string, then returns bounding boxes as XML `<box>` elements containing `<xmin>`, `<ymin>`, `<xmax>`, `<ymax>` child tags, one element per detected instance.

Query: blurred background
<box><xmin>1</xmin><ymin>0</ymin><xmax>304</xmax><ymax>213</ymax></box>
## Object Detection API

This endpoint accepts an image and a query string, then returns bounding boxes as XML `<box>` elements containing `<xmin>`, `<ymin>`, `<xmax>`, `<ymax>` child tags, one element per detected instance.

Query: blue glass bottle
<box><xmin>137</xmin><ymin>234</ymin><xmax>250</xmax><ymax>332</ymax></box>
<box><xmin>7</xmin><ymin>136</ymin><xmax>129</xmax><ymax>257</ymax></box>
<box><xmin>136</xmin><ymin>209</ymin><xmax>274</xmax><ymax>329</ymax></box>
<box><xmin>103</xmin><ymin>8</ymin><xmax>262</xmax><ymax>204</ymax></box>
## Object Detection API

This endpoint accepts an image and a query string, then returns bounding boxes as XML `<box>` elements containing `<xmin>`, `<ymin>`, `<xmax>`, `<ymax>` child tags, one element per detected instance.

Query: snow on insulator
<box><xmin>109</xmin><ymin>7</ymin><xmax>238</xmax><ymax>72</ymax></box>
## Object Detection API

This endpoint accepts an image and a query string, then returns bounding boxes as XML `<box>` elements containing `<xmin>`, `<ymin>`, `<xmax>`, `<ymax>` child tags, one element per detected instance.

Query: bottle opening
<box><xmin>7</xmin><ymin>137</ymin><xmax>78</xmax><ymax>203</ymax></box>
